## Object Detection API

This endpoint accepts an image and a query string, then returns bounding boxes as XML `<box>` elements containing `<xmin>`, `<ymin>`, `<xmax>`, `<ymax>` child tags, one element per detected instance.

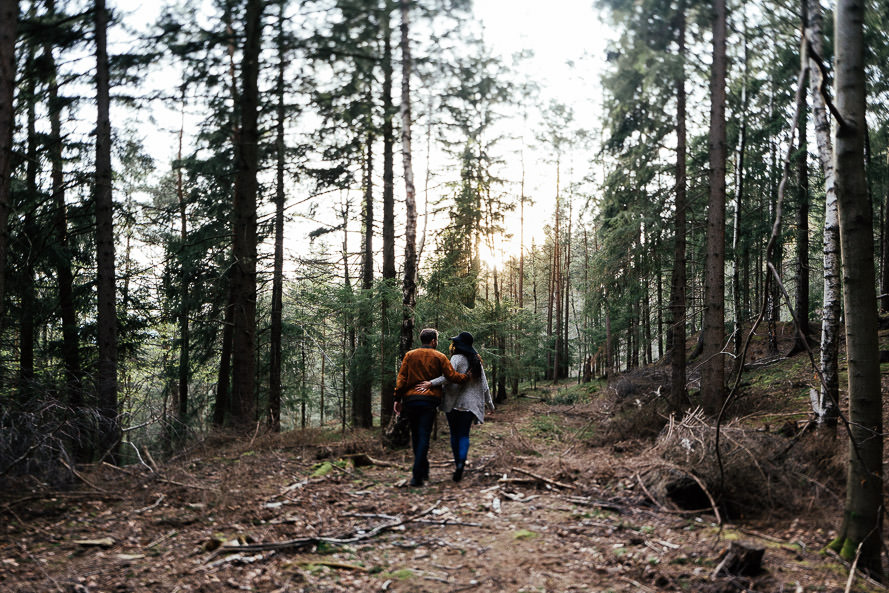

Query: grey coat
<box><xmin>431</xmin><ymin>354</ymin><xmax>494</xmax><ymax>424</ymax></box>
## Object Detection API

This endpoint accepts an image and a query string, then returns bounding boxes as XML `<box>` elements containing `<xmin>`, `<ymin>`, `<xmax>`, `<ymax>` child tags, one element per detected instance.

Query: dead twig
<box><xmin>134</xmin><ymin>494</ymin><xmax>165</xmax><ymax>514</ymax></box>
<box><xmin>844</xmin><ymin>543</ymin><xmax>863</xmax><ymax>593</ymax></box>
<box><xmin>619</xmin><ymin>576</ymin><xmax>657</xmax><ymax>593</ymax></box>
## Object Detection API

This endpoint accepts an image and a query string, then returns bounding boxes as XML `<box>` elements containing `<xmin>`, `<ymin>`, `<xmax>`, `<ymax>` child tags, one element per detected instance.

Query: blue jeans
<box><xmin>446</xmin><ymin>409</ymin><xmax>475</xmax><ymax>466</ymax></box>
<box><xmin>403</xmin><ymin>400</ymin><xmax>437</xmax><ymax>483</ymax></box>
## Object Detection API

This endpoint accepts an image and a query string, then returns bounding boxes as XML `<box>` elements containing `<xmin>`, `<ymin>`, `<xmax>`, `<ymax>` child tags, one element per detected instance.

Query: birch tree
<box><xmin>399</xmin><ymin>0</ymin><xmax>418</xmax><ymax>359</ymax></box>
<box><xmin>806</xmin><ymin>0</ymin><xmax>840</xmax><ymax>428</ymax></box>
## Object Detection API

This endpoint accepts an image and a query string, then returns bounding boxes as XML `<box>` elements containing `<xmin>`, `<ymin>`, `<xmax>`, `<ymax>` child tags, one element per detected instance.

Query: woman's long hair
<box><xmin>450</xmin><ymin>334</ymin><xmax>482</xmax><ymax>377</ymax></box>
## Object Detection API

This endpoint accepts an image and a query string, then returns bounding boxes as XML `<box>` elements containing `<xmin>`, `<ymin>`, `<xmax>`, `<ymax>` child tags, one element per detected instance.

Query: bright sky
<box><xmin>471</xmin><ymin>0</ymin><xmax>610</xmax><ymax>264</ymax></box>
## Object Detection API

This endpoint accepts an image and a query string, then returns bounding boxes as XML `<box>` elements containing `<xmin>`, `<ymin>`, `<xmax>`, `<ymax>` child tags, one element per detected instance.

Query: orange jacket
<box><xmin>394</xmin><ymin>345</ymin><xmax>470</xmax><ymax>402</ymax></box>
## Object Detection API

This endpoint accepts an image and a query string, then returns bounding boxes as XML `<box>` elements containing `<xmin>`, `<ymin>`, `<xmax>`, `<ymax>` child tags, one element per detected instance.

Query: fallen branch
<box><xmin>509</xmin><ymin>466</ymin><xmax>574</xmax><ymax>490</ymax></box>
<box><xmin>844</xmin><ymin>547</ymin><xmax>861</xmax><ymax>593</ymax></box>
<box><xmin>59</xmin><ymin>457</ymin><xmax>108</xmax><ymax>494</ymax></box>
<box><xmin>619</xmin><ymin>576</ymin><xmax>657</xmax><ymax>593</ymax></box>
<box><xmin>142</xmin><ymin>446</ymin><xmax>159</xmax><ymax>473</ymax></box>
<box><xmin>213</xmin><ymin>500</ymin><xmax>441</xmax><ymax>556</ymax></box>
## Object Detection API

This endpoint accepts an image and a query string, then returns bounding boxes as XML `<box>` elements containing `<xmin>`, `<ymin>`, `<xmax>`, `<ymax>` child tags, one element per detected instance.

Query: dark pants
<box><xmin>446</xmin><ymin>409</ymin><xmax>475</xmax><ymax>467</ymax></box>
<box><xmin>403</xmin><ymin>400</ymin><xmax>437</xmax><ymax>484</ymax></box>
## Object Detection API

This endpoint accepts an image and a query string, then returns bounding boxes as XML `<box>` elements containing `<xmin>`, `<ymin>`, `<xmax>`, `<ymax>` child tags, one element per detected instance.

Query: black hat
<box><xmin>450</xmin><ymin>331</ymin><xmax>473</xmax><ymax>347</ymax></box>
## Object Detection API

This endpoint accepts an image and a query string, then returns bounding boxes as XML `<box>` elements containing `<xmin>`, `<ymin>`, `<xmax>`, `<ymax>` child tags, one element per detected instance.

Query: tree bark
<box><xmin>215</xmin><ymin>1</ymin><xmax>239</xmax><ymax>428</ymax></box>
<box><xmin>399</xmin><ymin>0</ymin><xmax>418</xmax><ymax>359</ymax></box>
<box><xmin>828</xmin><ymin>0</ymin><xmax>883</xmax><ymax>576</ymax></box>
<box><xmin>45</xmin><ymin>13</ymin><xmax>82</xmax><ymax>406</ymax></box>
<box><xmin>352</xmin><ymin>125</ymin><xmax>374</xmax><ymax>429</ymax></box>
<box><xmin>95</xmin><ymin>0</ymin><xmax>119</xmax><ymax>456</ymax></box>
<box><xmin>792</xmin><ymin>21</ymin><xmax>811</xmax><ymax>354</ymax></box>
<box><xmin>730</xmin><ymin>14</ymin><xmax>748</xmax><ymax>380</ymax></box>
<box><xmin>176</xmin><ymin>92</ymin><xmax>190</xmax><ymax>426</ymax></box>
<box><xmin>0</xmin><ymin>0</ymin><xmax>16</xmax><ymax>350</ymax></box>
<box><xmin>20</xmin><ymin>47</ymin><xmax>37</xmax><ymax>396</ymax></box>
<box><xmin>701</xmin><ymin>0</ymin><xmax>727</xmax><ymax>416</ymax></box>
<box><xmin>269</xmin><ymin>0</ymin><xmax>287</xmax><ymax>432</ymax></box>
<box><xmin>380</xmin><ymin>0</ymin><xmax>396</xmax><ymax>427</ymax></box>
<box><xmin>807</xmin><ymin>0</ymin><xmax>840</xmax><ymax>427</ymax></box>
<box><xmin>668</xmin><ymin>0</ymin><xmax>690</xmax><ymax>411</ymax></box>
<box><xmin>230</xmin><ymin>0</ymin><xmax>263</xmax><ymax>427</ymax></box>
<box><xmin>552</xmin><ymin>160</ymin><xmax>561</xmax><ymax>384</ymax></box>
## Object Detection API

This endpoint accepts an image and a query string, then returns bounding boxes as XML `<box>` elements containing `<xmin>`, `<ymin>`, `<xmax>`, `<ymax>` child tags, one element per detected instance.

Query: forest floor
<box><xmin>2</xmin><ymin>324</ymin><xmax>887</xmax><ymax>593</ymax></box>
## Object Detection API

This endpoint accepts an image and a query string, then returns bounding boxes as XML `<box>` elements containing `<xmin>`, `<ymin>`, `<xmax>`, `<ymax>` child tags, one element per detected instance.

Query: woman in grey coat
<box><xmin>424</xmin><ymin>331</ymin><xmax>494</xmax><ymax>482</ymax></box>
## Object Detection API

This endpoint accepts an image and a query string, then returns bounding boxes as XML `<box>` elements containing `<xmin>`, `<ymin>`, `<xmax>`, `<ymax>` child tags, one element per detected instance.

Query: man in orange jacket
<box><xmin>394</xmin><ymin>328</ymin><xmax>471</xmax><ymax>486</ymax></box>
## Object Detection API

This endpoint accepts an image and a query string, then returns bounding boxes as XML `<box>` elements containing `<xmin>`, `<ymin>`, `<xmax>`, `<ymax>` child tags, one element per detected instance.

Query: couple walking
<box><xmin>393</xmin><ymin>328</ymin><xmax>495</xmax><ymax>487</ymax></box>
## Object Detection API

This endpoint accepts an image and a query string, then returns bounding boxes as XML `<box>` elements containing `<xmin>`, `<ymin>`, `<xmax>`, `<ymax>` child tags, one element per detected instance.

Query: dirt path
<box><xmin>0</xmin><ymin>397</ymin><xmax>868</xmax><ymax>592</ymax></box>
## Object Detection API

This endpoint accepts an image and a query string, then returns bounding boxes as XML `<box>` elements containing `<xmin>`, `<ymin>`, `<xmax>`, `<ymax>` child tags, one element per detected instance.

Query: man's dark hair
<box><xmin>419</xmin><ymin>328</ymin><xmax>438</xmax><ymax>344</ymax></box>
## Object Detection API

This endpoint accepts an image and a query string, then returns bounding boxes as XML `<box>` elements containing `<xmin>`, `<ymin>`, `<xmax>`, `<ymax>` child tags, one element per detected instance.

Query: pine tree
<box><xmin>230</xmin><ymin>0</ymin><xmax>264</xmax><ymax>427</ymax></box>
<box><xmin>701</xmin><ymin>0</ymin><xmax>727</xmax><ymax>415</ymax></box>
<box><xmin>0</xmin><ymin>0</ymin><xmax>18</xmax><ymax>356</ymax></box>
<box><xmin>94</xmin><ymin>0</ymin><xmax>119</xmax><ymax>457</ymax></box>
<box><xmin>828</xmin><ymin>0</ymin><xmax>883</xmax><ymax>575</ymax></box>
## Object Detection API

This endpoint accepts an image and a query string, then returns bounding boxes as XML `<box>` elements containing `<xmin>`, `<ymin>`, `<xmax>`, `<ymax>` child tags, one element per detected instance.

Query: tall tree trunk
<box><xmin>0</xmin><ymin>0</ymin><xmax>17</xmax><ymax>350</ymax></box>
<box><xmin>176</xmin><ymin>92</ymin><xmax>190</xmax><ymax>426</ymax></box>
<box><xmin>352</xmin><ymin>123</ymin><xmax>374</xmax><ymax>429</ymax></box>
<box><xmin>604</xmin><ymin>294</ymin><xmax>612</xmax><ymax>377</ymax></box>
<box><xmin>807</xmin><ymin>0</ymin><xmax>840</xmax><ymax>427</ymax></box>
<box><xmin>340</xmin><ymin>202</ymin><xmax>355</xmax><ymax>431</ymax></box>
<box><xmin>230</xmin><ymin>0</ymin><xmax>263</xmax><ymax>427</ymax></box>
<box><xmin>656</xmin><ymin>250</ymin><xmax>663</xmax><ymax>360</ymax></box>
<box><xmin>399</xmin><ymin>0</ymin><xmax>418</xmax><ymax>359</ymax></box>
<box><xmin>767</xmin><ymin>108</ymin><xmax>781</xmax><ymax>356</ymax></box>
<box><xmin>95</xmin><ymin>0</ymin><xmax>119</xmax><ymax>457</ymax></box>
<box><xmin>562</xmin><ymin>199</ymin><xmax>571</xmax><ymax>378</ymax></box>
<box><xmin>881</xmin><ymin>152</ymin><xmax>889</xmax><ymax>313</ymax></box>
<box><xmin>546</xmin><ymin>244</ymin><xmax>555</xmax><ymax>378</ymax></box>
<box><xmin>792</xmin><ymin>22</ymin><xmax>811</xmax><ymax>354</ymax></box>
<box><xmin>380</xmin><ymin>0</ymin><xmax>396</xmax><ymax>427</ymax></box>
<box><xmin>20</xmin><ymin>47</ymin><xmax>37</xmax><ymax>396</ymax></box>
<box><xmin>269</xmin><ymin>1</ymin><xmax>287</xmax><ymax>432</ymax></box>
<box><xmin>215</xmin><ymin>1</ymin><xmax>239</xmax><ymax>428</ymax></box>
<box><xmin>214</xmin><ymin>281</ymin><xmax>234</xmax><ymax>426</ymax></box>
<box><xmin>669</xmin><ymin>0</ymin><xmax>690</xmax><ymax>411</ymax></box>
<box><xmin>828</xmin><ymin>0</ymin><xmax>883</xmax><ymax>575</ymax></box>
<box><xmin>552</xmin><ymin>160</ymin><xmax>561</xmax><ymax>384</ymax></box>
<box><xmin>731</xmin><ymin>13</ymin><xmax>748</xmax><ymax>379</ymax></box>
<box><xmin>701</xmin><ymin>0</ymin><xmax>727</xmax><ymax>416</ymax></box>
<box><xmin>45</xmin><ymin>13</ymin><xmax>82</xmax><ymax>406</ymax></box>
<box><xmin>519</xmin><ymin>143</ymin><xmax>526</xmax><ymax>309</ymax></box>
